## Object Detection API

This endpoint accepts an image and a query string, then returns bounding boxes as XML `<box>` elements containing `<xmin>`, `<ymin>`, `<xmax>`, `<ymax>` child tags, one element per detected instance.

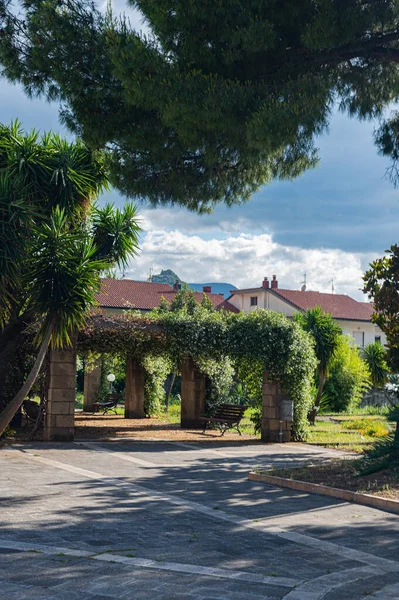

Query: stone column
<box><xmin>181</xmin><ymin>356</ymin><xmax>205</xmax><ymax>429</ymax></box>
<box><xmin>83</xmin><ymin>359</ymin><xmax>101</xmax><ymax>412</ymax></box>
<box><xmin>44</xmin><ymin>347</ymin><xmax>76</xmax><ymax>441</ymax></box>
<box><xmin>125</xmin><ymin>356</ymin><xmax>145</xmax><ymax>419</ymax></box>
<box><xmin>261</xmin><ymin>372</ymin><xmax>291</xmax><ymax>443</ymax></box>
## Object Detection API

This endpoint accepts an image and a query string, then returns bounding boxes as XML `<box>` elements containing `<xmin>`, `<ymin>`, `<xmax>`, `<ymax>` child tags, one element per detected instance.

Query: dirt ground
<box><xmin>74</xmin><ymin>413</ymin><xmax>258</xmax><ymax>442</ymax></box>
<box><xmin>9</xmin><ymin>412</ymin><xmax>259</xmax><ymax>443</ymax></box>
<box><xmin>266</xmin><ymin>460</ymin><xmax>399</xmax><ymax>500</ymax></box>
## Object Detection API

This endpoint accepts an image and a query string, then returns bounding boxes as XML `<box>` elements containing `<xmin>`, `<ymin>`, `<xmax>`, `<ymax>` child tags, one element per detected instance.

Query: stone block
<box><xmin>125</xmin><ymin>356</ymin><xmax>145</xmax><ymax>419</ymax></box>
<box><xmin>263</xmin><ymin>382</ymin><xmax>278</xmax><ymax>395</ymax></box>
<box><xmin>261</xmin><ymin>394</ymin><xmax>275</xmax><ymax>408</ymax></box>
<box><xmin>55</xmin><ymin>415</ymin><xmax>74</xmax><ymax>428</ymax></box>
<box><xmin>45</xmin><ymin>415</ymin><xmax>57</xmax><ymax>429</ymax></box>
<box><xmin>262</xmin><ymin>406</ymin><xmax>279</xmax><ymax>420</ymax></box>
<box><xmin>49</xmin><ymin>362</ymin><xmax>76</xmax><ymax>378</ymax></box>
<box><xmin>181</xmin><ymin>356</ymin><xmax>205</xmax><ymax>429</ymax></box>
<box><xmin>49</xmin><ymin>350</ymin><xmax>76</xmax><ymax>364</ymax></box>
<box><xmin>47</xmin><ymin>428</ymin><xmax>74</xmax><ymax>442</ymax></box>
<box><xmin>47</xmin><ymin>402</ymin><xmax>73</xmax><ymax>416</ymax></box>
<box><xmin>48</xmin><ymin>388</ymin><xmax>75</xmax><ymax>403</ymax></box>
<box><xmin>48</xmin><ymin>375</ymin><xmax>76</xmax><ymax>390</ymax></box>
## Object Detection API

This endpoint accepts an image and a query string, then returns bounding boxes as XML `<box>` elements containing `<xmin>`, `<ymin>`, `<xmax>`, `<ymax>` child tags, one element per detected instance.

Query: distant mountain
<box><xmin>189</xmin><ymin>282</ymin><xmax>237</xmax><ymax>298</ymax></box>
<box><xmin>151</xmin><ymin>269</ymin><xmax>182</xmax><ymax>286</ymax></box>
<box><xmin>150</xmin><ymin>270</ymin><xmax>236</xmax><ymax>298</ymax></box>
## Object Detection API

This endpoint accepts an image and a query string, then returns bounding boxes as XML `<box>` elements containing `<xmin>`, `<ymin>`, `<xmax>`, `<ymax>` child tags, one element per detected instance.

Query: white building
<box><xmin>228</xmin><ymin>276</ymin><xmax>386</xmax><ymax>348</ymax></box>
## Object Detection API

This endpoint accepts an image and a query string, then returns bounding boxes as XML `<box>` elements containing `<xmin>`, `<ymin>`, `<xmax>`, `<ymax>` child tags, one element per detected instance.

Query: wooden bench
<box><xmin>199</xmin><ymin>404</ymin><xmax>247</xmax><ymax>436</ymax></box>
<box><xmin>22</xmin><ymin>399</ymin><xmax>42</xmax><ymax>427</ymax></box>
<box><xmin>92</xmin><ymin>393</ymin><xmax>124</xmax><ymax>415</ymax></box>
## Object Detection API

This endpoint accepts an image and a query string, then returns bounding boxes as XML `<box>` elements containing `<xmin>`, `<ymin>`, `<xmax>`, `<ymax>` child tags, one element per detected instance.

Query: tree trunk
<box><xmin>0</xmin><ymin>323</ymin><xmax>53</xmax><ymax>437</ymax></box>
<box><xmin>165</xmin><ymin>370</ymin><xmax>177</xmax><ymax>411</ymax></box>
<box><xmin>308</xmin><ymin>370</ymin><xmax>327</xmax><ymax>426</ymax></box>
<box><xmin>0</xmin><ymin>329</ymin><xmax>27</xmax><ymax>404</ymax></box>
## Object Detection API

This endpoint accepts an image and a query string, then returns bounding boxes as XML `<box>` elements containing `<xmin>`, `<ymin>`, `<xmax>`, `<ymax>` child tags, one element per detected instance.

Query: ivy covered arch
<box><xmin>75</xmin><ymin>308</ymin><xmax>316</xmax><ymax>441</ymax></box>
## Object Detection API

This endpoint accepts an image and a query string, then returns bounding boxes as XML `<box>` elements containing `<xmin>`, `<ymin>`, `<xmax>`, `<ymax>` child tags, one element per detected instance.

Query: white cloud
<box><xmin>125</xmin><ymin>229</ymin><xmax>377</xmax><ymax>301</ymax></box>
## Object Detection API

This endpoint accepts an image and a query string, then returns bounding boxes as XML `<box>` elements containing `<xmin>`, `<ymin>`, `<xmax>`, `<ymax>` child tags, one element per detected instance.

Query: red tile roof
<box><xmin>96</xmin><ymin>279</ymin><xmax>239</xmax><ymax>312</ymax></box>
<box><xmin>271</xmin><ymin>289</ymin><xmax>373</xmax><ymax>321</ymax></box>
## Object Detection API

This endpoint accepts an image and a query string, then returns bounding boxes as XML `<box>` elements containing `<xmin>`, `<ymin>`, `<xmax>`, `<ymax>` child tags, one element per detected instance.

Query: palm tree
<box><xmin>0</xmin><ymin>122</ymin><xmax>140</xmax><ymax>435</ymax></box>
<box><xmin>362</xmin><ymin>342</ymin><xmax>389</xmax><ymax>388</ymax></box>
<box><xmin>295</xmin><ymin>307</ymin><xmax>342</xmax><ymax>425</ymax></box>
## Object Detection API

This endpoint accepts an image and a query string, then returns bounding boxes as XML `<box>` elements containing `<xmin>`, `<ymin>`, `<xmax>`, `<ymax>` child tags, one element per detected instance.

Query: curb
<box><xmin>248</xmin><ymin>471</ymin><xmax>399</xmax><ymax>515</ymax></box>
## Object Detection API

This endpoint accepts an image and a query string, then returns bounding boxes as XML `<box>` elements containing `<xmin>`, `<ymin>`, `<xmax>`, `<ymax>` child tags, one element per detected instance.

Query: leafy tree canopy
<box><xmin>2</xmin><ymin>1</ymin><xmax>399</xmax><ymax>210</ymax></box>
<box><xmin>363</xmin><ymin>245</ymin><xmax>399</xmax><ymax>370</ymax></box>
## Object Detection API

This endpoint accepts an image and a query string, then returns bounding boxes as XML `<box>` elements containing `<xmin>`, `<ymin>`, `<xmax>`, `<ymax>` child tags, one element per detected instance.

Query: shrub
<box><xmin>0</xmin><ymin>425</ymin><xmax>16</xmax><ymax>440</ymax></box>
<box><xmin>324</xmin><ymin>335</ymin><xmax>371</xmax><ymax>413</ymax></box>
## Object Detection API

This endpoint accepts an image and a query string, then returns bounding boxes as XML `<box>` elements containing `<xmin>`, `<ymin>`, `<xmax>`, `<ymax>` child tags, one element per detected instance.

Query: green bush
<box><xmin>324</xmin><ymin>335</ymin><xmax>371</xmax><ymax>413</ymax></box>
<box><xmin>0</xmin><ymin>425</ymin><xmax>16</xmax><ymax>439</ymax></box>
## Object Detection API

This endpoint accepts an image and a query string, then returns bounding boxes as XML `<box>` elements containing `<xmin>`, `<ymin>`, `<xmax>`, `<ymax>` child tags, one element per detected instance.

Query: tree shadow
<box><xmin>1</xmin><ymin>441</ymin><xmax>398</xmax><ymax>577</ymax></box>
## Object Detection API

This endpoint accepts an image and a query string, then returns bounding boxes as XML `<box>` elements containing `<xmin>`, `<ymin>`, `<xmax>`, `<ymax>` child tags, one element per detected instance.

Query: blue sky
<box><xmin>1</xmin><ymin>4</ymin><xmax>398</xmax><ymax>299</ymax></box>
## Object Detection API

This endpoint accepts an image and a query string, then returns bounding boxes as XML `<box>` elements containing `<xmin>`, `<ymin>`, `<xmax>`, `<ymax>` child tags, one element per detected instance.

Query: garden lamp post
<box><xmin>107</xmin><ymin>373</ymin><xmax>115</xmax><ymax>393</ymax></box>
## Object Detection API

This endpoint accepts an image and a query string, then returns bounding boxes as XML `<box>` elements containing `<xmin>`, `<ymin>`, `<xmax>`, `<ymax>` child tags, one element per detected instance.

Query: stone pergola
<box><xmin>43</xmin><ymin>316</ymin><xmax>294</xmax><ymax>443</ymax></box>
<box><xmin>44</xmin><ymin>347</ymin><xmax>292</xmax><ymax>443</ymax></box>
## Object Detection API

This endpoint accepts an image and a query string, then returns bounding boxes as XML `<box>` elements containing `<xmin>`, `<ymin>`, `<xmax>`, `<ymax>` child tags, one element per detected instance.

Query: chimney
<box><xmin>262</xmin><ymin>277</ymin><xmax>269</xmax><ymax>289</ymax></box>
<box><xmin>203</xmin><ymin>285</ymin><xmax>212</xmax><ymax>293</ymax></box>
<box><xmin>173</xmin><ymin>280</ymin><xmax>181</xmax><ymax>292</ymax></box>
<box><xmin>271</xmin><ymin>275</ymin><xmax>278</xmax><ymax>289</ymax></box>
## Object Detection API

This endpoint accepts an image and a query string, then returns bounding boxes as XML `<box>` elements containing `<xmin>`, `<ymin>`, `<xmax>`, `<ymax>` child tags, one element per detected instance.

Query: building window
<box><xmin>250</xmin><ymin>296</ymin><xmax>258</xmax><ymax>307</ymax></box>
<box><xmin>375</xmin><ymin>336</ymin><xmax>381</xmax><ymax>344</ymax></box>
<box><xmin>352</xmin><ymin>331</ymin><xmax>365</xmax><ymax>347</ymax></box>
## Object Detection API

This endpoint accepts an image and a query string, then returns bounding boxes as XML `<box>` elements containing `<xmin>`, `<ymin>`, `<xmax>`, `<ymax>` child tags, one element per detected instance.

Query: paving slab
<box><xmin>0</xmin><ymin>441</ymin><xmax>398</xmax><ymax>599</ymax></box>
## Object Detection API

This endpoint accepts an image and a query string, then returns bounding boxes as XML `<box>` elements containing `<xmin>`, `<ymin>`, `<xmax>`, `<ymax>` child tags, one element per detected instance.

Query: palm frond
<box><xmin>29</xmin><ymin>207</ymin><xmax>108</xmax><ymax>345</ymax></box>
<box><xmin>92</xmin><ymin>201</ymin><xmax>141</xmax><ymax>268</ymax></box>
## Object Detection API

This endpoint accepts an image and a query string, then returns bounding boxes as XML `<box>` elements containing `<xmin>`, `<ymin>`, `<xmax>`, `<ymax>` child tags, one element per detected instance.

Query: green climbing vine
<box><xmin>78</xmin><ymin>302</ymin><xmax>317</xmax><ymax>440</ymax></box>
<box><xmin>139</xmin><ymin>354</ymin><xmax>173</xmax><ymax>416</ymax></box>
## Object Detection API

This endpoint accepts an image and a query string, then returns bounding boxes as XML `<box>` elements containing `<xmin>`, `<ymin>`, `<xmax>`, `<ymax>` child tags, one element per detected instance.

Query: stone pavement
<box><xmin>0</xmin><ymin>440</ymin><xmax>398</xmax><ymax>599</ymax></box>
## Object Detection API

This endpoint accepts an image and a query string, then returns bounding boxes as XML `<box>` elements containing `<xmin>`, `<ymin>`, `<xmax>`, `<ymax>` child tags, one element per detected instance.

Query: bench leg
<box><xmin>202</xmin><ymin>422</ymin><xmax>208</xmax><ymax>434</ymax></box>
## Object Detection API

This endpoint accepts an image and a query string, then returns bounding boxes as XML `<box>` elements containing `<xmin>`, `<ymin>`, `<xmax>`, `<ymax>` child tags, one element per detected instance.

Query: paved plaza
<box><xmin>1</xmin><ymin>440</ymin><xmax>398</xmax><ymax>599</ymax></box>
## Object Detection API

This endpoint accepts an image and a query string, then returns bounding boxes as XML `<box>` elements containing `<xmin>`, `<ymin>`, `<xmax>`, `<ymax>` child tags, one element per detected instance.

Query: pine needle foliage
<box><xmin>3</xmin><ymin>2</ymin><xmax>399</xmax><ymax>208</ymax></box>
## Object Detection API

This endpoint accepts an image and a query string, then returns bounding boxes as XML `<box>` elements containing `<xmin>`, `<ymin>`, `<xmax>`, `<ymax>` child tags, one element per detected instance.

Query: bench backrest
<box><xmin>213</xmin><ymin>404</ymin><xmax>247</xmax><ymax>422</ymax></box>
<box><xmin>107</xmin><ymin>393</ymin><xmax>124</xmax><ymax>406</ymax></box>
<box><xmin>22</xmin><ymin>399</ymin><xmax>40</xmax><ymax>421</ymax></box>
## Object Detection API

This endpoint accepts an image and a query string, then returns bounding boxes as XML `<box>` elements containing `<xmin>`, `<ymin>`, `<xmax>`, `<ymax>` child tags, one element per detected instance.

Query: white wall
<box><xmin>228</xmin><ymin>290</ymin><xmax>268</xmax><ymax>312</ymax></box>
<box><xmin>336</xmin><ymin>320</ymin><xmax>387</xmax><ymax>348</ymax></box>
<box><xmin>229</xmin><ymin>290</ymin><xmax>387</xmax><ymax>347</ymax></box>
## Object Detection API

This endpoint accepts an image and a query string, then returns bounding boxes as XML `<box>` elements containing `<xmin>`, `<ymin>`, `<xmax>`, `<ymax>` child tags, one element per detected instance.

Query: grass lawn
<box><xmin>160</xmin><ymin>405</ymin><xmax>393</xmax><ymax>452</ymax></box>
<box><xmin>309</xmin><ymin>413</ymin><xmax>393</xmax><ymax>453</ymax></box>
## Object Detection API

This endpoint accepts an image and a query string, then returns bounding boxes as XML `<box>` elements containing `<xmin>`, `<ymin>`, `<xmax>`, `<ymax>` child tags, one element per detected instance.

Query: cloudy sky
<box><xmin>1</xmin><ymin>2</ymin><xmax>398</xmax><ymax>300</ymax></box>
